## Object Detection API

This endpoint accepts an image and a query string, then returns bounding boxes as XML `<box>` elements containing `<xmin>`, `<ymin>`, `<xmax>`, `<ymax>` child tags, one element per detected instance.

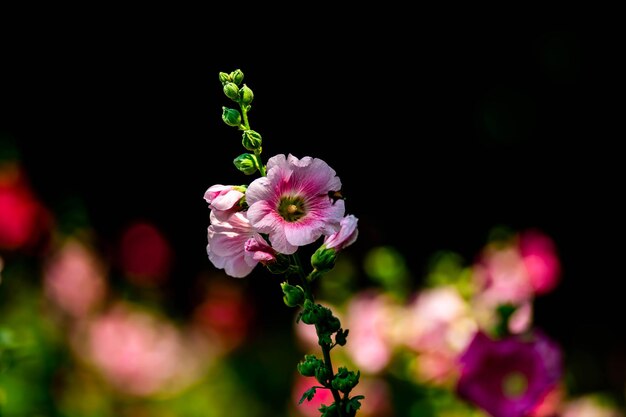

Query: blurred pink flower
<box><xmin>344</xmin><ymin>291</ymin><xmax>397</xmax><ymax>374</ymax></box>
<box><xmin>473</xmin><ymin>245</ymin><xmax>534</xmax><ymax>307</ymax></box>
<box><xmin>519</xmin><ymin>229</ymin><xmax>561</xmax><ymax>295</ymax></box>
<box><xmin>246</xmin><ymin>154</ymin><xmax>345</xmax><ymax>255</ymax></box>
<box><xmin>474</xmin><ymin>229</ymin><xmax>561</xmax><ymax>308</ymax></box>
<box><xmin>207</xmin><ymin>211</ymin><xmax>263</xmax><ymax>278</ymax></box>
<box><xmin>192</xmin><ymin>279</ymin><xmax>254</xmax><ymax>352</ymax></box>
<box><xmin>79</xmin><ymin>303</ymin><xmax>213</xmax><ymax>397</ymax></box>
<box><xmin>324</xmin><ymin>214</ymin><xmax>358</xmax><ymax>251</ymax></box>
<box><xmin>402</xmin><ymin>286</ymin><xmax>477</xmax><ymax>385</ymax></box>
<box><xmin>291</xmin><ymin>373</ymin><xmax>393</xmax><ymax>417</ymax></box>
<box><xmin>456</xmin><ymin>330</ymin><xmax>563</xmax><ymax>417</ymax></box>
<box><xmin>244</xmin><ymin>235</ymin><xmax>277</xmax><ymax>264</ymax></box>
<box><xmin>119</xmin><ymin>222</ymin><xmax>173</xmax><ymax>286</ymax></box>
<box><xmin>44</xmin><ymin>239</ymin><xmax>107</xmax><ymax>318</ymax></box>
<box><xmin>560</xmin><ymin>395</ymin><xmax>624</xmax><ymax>417</ymax></box>
<box><xmin>204</xmin><ymin>184</ymin><xmax>245</xmax><ymax>221</ymax></box>
<box><xmin>0</xmin><ymin>164</ymin><xmax>50</xmax><ymax>251</ymax></box>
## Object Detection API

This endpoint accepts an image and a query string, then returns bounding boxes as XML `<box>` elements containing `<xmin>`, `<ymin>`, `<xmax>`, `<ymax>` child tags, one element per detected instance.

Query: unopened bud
<box><xmin>219</xmin><ymin>72</ymin><xmax>231</xmax><ymax>84</ymax></box>
<box><xmin>281</xmin><ymin>282</ymin><xmax>305</xmax><ymax>307</ymax></box>
<box><xmin>239</xmin><ymin>84</ymin><xmax>254</xmax><ymax>105</ymax></box>
<box><xmin>311</xmin><ymin>246</ymin><xmax>337</xmax><ymax>273</ymax></box>
<box><xmin>231</xmin><ymin>69</ymin><xmax>244</xmax><ymax>85</ymax></box>
<box><xmin>331</xmin><ymin>368</ymin><xmax>360</xmax><ymax>393</ymax></box>
<box><xmin>297</xmin><ymin>354</ymin><xmax>323</xmax><ymax>377</ymax></box>
<box><xmin>223</xmin><ymin>82</ymin><xmax>240</xmax><ymax>101</ymax></box>
<box><xmin>233</xmin><ymin>153</ymin><xmax>257</xmax><ymax>175</ymax></box>
<box><xmin>242</xmin><ymin>130</ymin><xmax>262</xmax><ymax>151</ymax></box>
<box><xmin>222</xmin><ymin>107</ymin><xmax>242</xmax><ymax>127</ymax></box>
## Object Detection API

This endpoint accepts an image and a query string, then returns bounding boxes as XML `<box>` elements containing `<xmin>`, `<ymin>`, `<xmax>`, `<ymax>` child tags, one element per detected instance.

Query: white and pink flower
<box><xmin>204</xmin><ymin>184</ymin><xmax>245</xmax><ymax>221</ymax></box>
<box><xmin>324</xmin><ymin>214</ymin><xmax>358</xmax><ymax>251</ymax></box>
<box><xmin>207</xmin><ymin>211</ymin><xmax>262</xmax><ymax>278</ymax></box>
<box><xmin>246</xmin><ymin>154</ymin><xmax>345</xmax><ymax>255</ymax></box>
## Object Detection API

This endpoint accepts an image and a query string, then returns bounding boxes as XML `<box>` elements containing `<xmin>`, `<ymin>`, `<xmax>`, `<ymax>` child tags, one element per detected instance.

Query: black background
<box><xmin>1</xmin><ymin>11</ymin><xmax>624</xmax><ymax>402</ymax></box>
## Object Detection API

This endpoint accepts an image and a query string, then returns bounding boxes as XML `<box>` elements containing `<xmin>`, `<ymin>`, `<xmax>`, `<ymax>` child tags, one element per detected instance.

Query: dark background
<box><xmin>1</xmin><ymin>14</ymin><xmax>624</xmax><ymax>401</ymax></box>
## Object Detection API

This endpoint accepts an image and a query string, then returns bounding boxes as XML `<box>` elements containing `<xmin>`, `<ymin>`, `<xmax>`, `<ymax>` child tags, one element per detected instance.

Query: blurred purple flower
<box><xmin>456</xmin><ymin>330</ymin><xmax>562</xmax><ymax>417</ymax></box>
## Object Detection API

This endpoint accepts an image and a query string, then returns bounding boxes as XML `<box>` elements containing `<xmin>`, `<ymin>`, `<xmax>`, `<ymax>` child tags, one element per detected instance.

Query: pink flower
<box><xmin>78</xmin><ymin>303</ymin><xmax>213</xmax><ymax>397</ymax></box>
<box><xmin>344</xmin><ymin>291</ymin><xmax>396</xmax><ymax>374</ymax></box>
<box><xmin>44</xmin><ymin>239</ymin><xmax>107</xmax><ymax>318</ymax></box>
<box><xmin>324</xmin><ymin>214</ymin><xmax>358</xmax><ymax>251</ymax></box>
<box><xmin>207</xmin><ymin>211</ymin><xmax>262</xmax><ymax>278</ymax></box>
<box><xmin>204</xmin><ymin>184</ymin><xmax>245</xmax><ymax>221</ymax></box>
<box><xmin>519</xmin><ymin>229</ymin><xmax>561</xmax><ymax>296</ymax></box>
<box><xmin>456</xmin><ymin>330</ymin><xmax>563</xmax><ymax>417</ymax></box>
<box><xmin>244</xmin><ymin>235</ymin><xmax>277</xmax><ymax>264</ymax></box>
<box><xmin>246</xmin><ymin>154</ymin><xmax>345</xmax><ymax>255</ymax></box>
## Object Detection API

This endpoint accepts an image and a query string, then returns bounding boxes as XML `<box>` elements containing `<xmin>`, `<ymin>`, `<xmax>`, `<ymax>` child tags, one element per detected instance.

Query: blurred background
<box><xmin>1</xmin><ymin>11</ymin><xmax>624</xmax><ymax>416</ymax></box>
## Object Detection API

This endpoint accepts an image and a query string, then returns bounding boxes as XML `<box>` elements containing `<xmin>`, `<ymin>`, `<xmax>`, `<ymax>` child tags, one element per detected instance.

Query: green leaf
<box><xmin>298</xmin><ymin>387</ymin><xmax>317</xmax><ymax>404</ymax></box>
<box><xmin>346</xmin><ymin>395</ymin><xmax>365</xmax><ymax>413</ymax></box>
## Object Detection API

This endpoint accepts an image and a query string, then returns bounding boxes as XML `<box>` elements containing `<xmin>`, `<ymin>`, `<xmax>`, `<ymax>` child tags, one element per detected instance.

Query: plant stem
<box><xmin>291</xmin><ymin>253</ymin><xmax>345</xmax><ymax>417</ymax></box>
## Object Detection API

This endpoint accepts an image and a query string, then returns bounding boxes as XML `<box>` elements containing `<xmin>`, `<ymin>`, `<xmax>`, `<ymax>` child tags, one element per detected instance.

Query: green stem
<box><xmin>291</xmin><ymin>253</ymin><xmax>345</xmax><ymax>417</ymax></box>
<box><xmin>239</xmin><ymin>101</ymin><xmax>266</xmax><ymax>176</ymax></box>
<box><xmin>255</xmin><ymin>150</ymin><xmax>266</xmax><ymax>176</ymax></box>
<box><xmin>319</xmin><ymin>332</ymin><xmax>345</xmax><ymax>417</ymax></box>
<box><xmin>240</xmin><ymin>102</ymin><xmax>250</xmax><ymax>130</ymax></box>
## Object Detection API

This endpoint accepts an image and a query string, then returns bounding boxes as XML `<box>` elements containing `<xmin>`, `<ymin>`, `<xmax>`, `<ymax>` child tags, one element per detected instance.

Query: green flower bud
<box><xmin>326</xmin><ymin>315</ymin><xmax>341</xmax><ymax>334</ymax></box>
<box><xmin>335</xmin><ymin>328</ymin><xmax>349</xmax><ymax>346</ymax></box>
<box><xmin>222</xmin><ymin>107</ymin><xmax>241</xmax><ymax>127</ymax></box>
<box><xmin>315</xmin><ymin>364</ymin><xmax>332</xmax><ymax>385</ymax></box>
<box><xmin>300</xmin><ymin>299</ymin><xmax>323</xmax><ymax>325</ymax></box>
<box><xmin>311</xmin><ymin>246</ymin><xmax>337</xmax><ymax>273</ymax></box>
<box><xmin>223</xmin><ymin>82</ymin><xmax>240</xmax><ymax>101</ymax></box>
<box><xmin>233</xmin><ymin>153</ymin><xmax>257</xmax><ymax>175</ymax></box>
<box><xmin>297</xmin><ymin>354</ymin><xmax>323</xmax><ymax>377</ymax></box>
<box><xmin>281</xmin><ymin>282</ymin><xmax>305</xmax><ymax>307</ymax></box>
<box><xmin>231</xmin><ymin>69</ymin><xmax>244</xmax><ymax>85</ymax></box>
<box><xmin>331</xmin><ymin>368</ymin><xmax>360</xmax><ymax>393</ymax></box>
<box><xmin>242</xmin><ymin>129</ymin><xmax>262</xmax><ymax>151</ymax></box>
<box><xmin>319</xmin><ymin>404</ymin><xmax>338</xmax><ymax>417</ymax></box>
<box><xmin>239</xmin><ymin>84</ymin><xmax>254</xmax><ymax>105</ymax></box>
<box><xmin>218</xmin><ymin>72</ymin><xmax>231</xmax><ymax>84</ymax></box>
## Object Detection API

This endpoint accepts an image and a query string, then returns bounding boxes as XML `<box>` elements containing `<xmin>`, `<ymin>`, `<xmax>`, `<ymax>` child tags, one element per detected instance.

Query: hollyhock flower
<box><xmin>0</xmin><ymin>164</ymin><xmax>50</xmax><ymax>251</ymax></box>
<box><xmin>401</xmin><ymin>286</ymin><xmax>477</xmax><ymax>385</ymax></box>
<box><xmin>323</xmin><ymin>214</ymin><xmax>359</xmax><ymax>251</ymax></box>
<box><xmin>344</xmin><ymin>290</ymin><xmax>398</xmax><ymax>374</ymax></box>
<box><xmin>204</xmin><ymin>184</ymin><xmax>245</xmax><ymax>221</ymax></box>
<box><xmin>246</xmin><ymin>154</ymin><xmax>345</xmax><ymax>255</ymax></box>
<box><xmin>456</xmin><ymin>330</ymin><xmax>563</xmax><ymax>417</ymax></box>
<box><xmin>207</xmin><ymin>211</ymin><xmax>263</xmax><ymax>278</ymax></box>
<box><xmin>560</xmin><ymin>394</ymin><xmax>624</xmax><ymax>417</ymax></box>
<box><xmin>244</xmin><ymin>235</ymin><xmax>277</xmax><ymax>264</ymax></box>
<box><xmin>519</xmin><ymin>229</ymin><xmax>561</xmax><ymax>295</ymax></box>
<box><xmin>77</xmin><ymin>303</ymin><xmax>214</xmax><ymax>397</ymax></box>
<box><xmin>44</xmin><ymin>239</ymin><xmax>107</xmax><ymax>318</ymax></box>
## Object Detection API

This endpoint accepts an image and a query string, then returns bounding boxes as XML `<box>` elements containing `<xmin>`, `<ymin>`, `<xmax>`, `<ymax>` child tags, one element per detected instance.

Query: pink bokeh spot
<box><xmin>44</xmin><ymin>239</ymin><xmax>107</xmax><ymax>318</ymax></box>
<box><xmin>0</xmin><ymin>165</ymin><xmax>49</xmax><ymax>251</ymax></box>
<box><xmin>119</xmin><ymin>222</ymin><xmax>173</xmax><ymax>285</ymax></box>
<box><xmin>519</xmin><ymin>229</ymin><xmax>561</xmax><ymax>295</ymax></box>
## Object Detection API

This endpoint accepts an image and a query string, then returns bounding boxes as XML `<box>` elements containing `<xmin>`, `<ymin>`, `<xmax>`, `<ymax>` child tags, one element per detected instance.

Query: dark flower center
<box><xmin>277</xmin><ymin>196</ymin><xmax>307</xmax><ymax>222</ymax></box>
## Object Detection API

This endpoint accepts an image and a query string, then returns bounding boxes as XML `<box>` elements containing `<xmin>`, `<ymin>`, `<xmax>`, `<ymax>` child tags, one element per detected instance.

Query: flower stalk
<box><xmin>208</xmin><ymin>69</ymin><xmax>363</xmax><ymax>416</ymax></box>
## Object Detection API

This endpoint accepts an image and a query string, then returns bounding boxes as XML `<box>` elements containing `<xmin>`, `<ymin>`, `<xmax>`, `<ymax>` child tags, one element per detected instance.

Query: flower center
<box><xmin>277</xmin><ymin>196</ymin><xmax>307</xmax><ymax>222</ymax></box>
<box><xmin>502</xmin><ymin>371</ymin><xmax>528</xmax><ymax>398</ymax></box>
